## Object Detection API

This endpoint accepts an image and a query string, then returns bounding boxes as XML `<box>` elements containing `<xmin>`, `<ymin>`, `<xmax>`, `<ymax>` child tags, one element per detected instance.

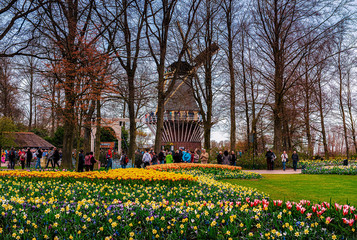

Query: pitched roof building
<box><xmin>6</xmin><ymin>132</ymin><xmax>54</xmax><ymax>149</ymax></box>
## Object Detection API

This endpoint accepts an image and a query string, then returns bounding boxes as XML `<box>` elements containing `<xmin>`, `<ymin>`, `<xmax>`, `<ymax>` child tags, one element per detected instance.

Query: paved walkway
<box><xmin>242</xmin><ymin>168</ymin><xmax>301</xmax><ymax>174</ymax></box>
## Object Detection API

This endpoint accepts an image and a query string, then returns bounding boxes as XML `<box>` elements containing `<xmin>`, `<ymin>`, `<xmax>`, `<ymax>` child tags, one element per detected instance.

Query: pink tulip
<box><xmin>312</xmin><ymin>206</ymin><xmax>317</xmax><ymax>212</ymax></box>
<box><xmin>343</xmin><ymin>209</ymin><xmax>349</xmax><ymax>216</ymax></box>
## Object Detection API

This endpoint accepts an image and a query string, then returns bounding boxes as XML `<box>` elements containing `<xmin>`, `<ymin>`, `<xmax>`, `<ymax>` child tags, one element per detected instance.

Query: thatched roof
<box><xmin>6</xmin><ymin>132</ymin><xmax>54</xmax><ymax>149</ymax></box>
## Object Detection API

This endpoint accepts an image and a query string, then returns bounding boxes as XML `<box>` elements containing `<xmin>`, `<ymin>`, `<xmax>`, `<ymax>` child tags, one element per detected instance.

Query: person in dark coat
<box><xmin>120</xmin><ymin>151</ymin><xmax>128</xmax><ymax>168</ymax></box>
<box><xmin>78</xmin><ymin>149</ymin><xmax>85</xmax><ymax>172</ymax></box>
<box><xmin>45</xmin><ymin>148</ymin><xmax>54</xmax><ymax>169</ymax></box>
<box><xmin>216</xmin><ymin>151</ymin><xmax>223</xmax><ymax>164</ymax></box>
<box><xmin>179</xmin><ymin>149</ymin><xmax>183</xmax><ymax>162</ymax></box>
<box><xmin>230</xmin><ymin>151</ymin><xmax>236</xmax><ymax>166</ymax></box>
<box><xmin>222</xmin><ymin>151</ymin><xmax>230</xmax><ymax>165</ymax></box>
<box><xmin>265</xmin><ymin>149</ymin><xmax>274</xmax><ymax>170</ymax></box>
<box><xmin>52</xmin><ymin>147</ymin><xmax>60</xmax><ymax>169</ymax></box>
<box><xmin>173</xmin><ymin>150</ymin><xmax>181</xmax><ymax>163</ymax></box>
<box><xmin>158</xmin><ymin>150</ymin><xmax>165</xmax><ymax>164</ymax></box>
<box><xmin>291</xmin><ymin>151</ymin><xmax>299</xmax><ymax>171</ymax></box>
<box><xmin>26</xmin><ymin>148</ymin><xmax>33</xmax><ymax>168</ymax></box>
<box><xmin>9</xmin><ymin>148</ymin><xmax>16</xmax><ymax>169</ymax></box>
<box><xmin>134</xmin><ymin>150</ymin><xmax>143</xmax><ymax>168</ymax></box>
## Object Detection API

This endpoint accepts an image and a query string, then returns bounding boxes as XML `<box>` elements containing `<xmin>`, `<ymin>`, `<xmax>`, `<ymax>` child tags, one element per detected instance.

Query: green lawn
<box><xmin>222</xmin><ymin>174</ymin><xmax>357</xmax><ymax>206</ymax></box>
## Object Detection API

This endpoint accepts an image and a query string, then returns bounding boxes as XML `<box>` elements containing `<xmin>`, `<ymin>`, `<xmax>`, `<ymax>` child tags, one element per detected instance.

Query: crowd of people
<box><xmin>2</xmin><ymin>145</ymin><xmax>300</xmax><ymax>172</ymax></box>
<box><xmin>129</xmin><ymin>148</ymin><xmax>209</xmax><ymax>168</ymax></box>
<box><xmin>265</xmin><ymin>149</ymin><xmax>300</xmax><ymax>171</ymax></box>
<box><xmin>1</xmin><ymin>147</ymin><xmax>62</xmax><ymax>169</ymax></box>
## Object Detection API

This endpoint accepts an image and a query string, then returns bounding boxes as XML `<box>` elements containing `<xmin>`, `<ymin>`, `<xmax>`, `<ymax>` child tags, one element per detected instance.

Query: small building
<box><xmin>7</xmin><ymin>132</ymin><xmax>54</xmax><ymax>149</ymax></box>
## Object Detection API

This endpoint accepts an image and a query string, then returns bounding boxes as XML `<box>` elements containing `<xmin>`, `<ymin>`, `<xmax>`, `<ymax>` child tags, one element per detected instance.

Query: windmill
<box><xmin>145</xmin><ymin>22</ymin><xmax>219</xmax><ymax>150</ymax></box>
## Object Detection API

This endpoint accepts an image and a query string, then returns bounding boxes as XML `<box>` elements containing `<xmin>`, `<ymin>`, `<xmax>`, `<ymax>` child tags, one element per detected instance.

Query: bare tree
<box><xmin>0</xmin><ymin>58</ymin><xmax>21</xmax><ymax>119</ymax></box>
<box><xmin>146</xmin><ymin>0</ymin><xmax>202</xmax><ymax>153</ymax></box>
<box><xmin>253</xmin><ymin>0</ymin><xmax>348</xmax><ymax>153</ymax></box>
<box><xmin>96</xmin><ymin>0</ymin><xmax>148</xmax><ymax>162</ymax></box>
<box><xmin>221</xmin><ymin>0</ymin><xmax>239</xmax><ymax>152</ymax></box>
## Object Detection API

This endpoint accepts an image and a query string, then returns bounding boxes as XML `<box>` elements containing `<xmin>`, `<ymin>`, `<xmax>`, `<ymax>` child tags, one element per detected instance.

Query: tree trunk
<box><xmin>273</xmin><ymin>96</ymin><xmax>284</xmax><ymax>153</ymax></box>
<box><xmin>83</xmin><ymin>101</ymin><xmax>95</xmax><ymax>154</ymax></box>
<box><xmin>128</xmin><ymin>73</ymin><xmax>136</xmax><ymax>163</ymax></box>
<box><xmin>346</xmin><ymin>73</ymin><xmax>357</xmax><ymax>154</ymax></box>
<box><xmin>317</xmin><ymin>73</ymin><xmax>329</xmax><ymax>159</ymax></box>
<box><xmin>226</xmin><ymin>0</ymin><xmax>236</xmax><ymax>152</ymax></box>
<box><xmin>241</xmin><ymin>32</ymin><xmax>250</xmax><ymax>150</ymax></box>
<box><xmin>338</xmin><ymin>51</ymin><xmax>349</xmax><ymax>159</ymax></box>
<box><xmin>154</xmin><ymin>88</ymin><xmax>165</xmax><ymax>153</ymax></box>
<box><xmin>50</xmin><ymin>81</ymin><xmax>55</xmax><ymax>137</ymax></box>
<box><xmin>95</xmin><ymin>99</ymin><xmax>101</xmax><ymax>168</ymax></box>
<box><xmin>62</xmin><ymin>90</ymin><xmax>75</xmax><ymax>169</ymax></box>
<box><xmin>29</xmin><ymin>64</ymin><xmax>33</xmax><ymax>130</ymax></box>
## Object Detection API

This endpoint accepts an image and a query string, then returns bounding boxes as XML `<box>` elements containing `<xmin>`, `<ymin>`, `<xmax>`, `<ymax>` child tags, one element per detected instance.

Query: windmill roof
<box><xmin>165</xmin><ymin>78</ymin><xmax>199</xmax><ymax>111</ymax></box>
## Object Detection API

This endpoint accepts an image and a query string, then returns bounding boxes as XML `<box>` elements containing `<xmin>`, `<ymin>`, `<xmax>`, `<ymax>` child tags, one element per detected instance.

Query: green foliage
<box><xmin>100</xmin><ymin>127</ymin><xmax>117</xmax><ymax>142</ymax></box>
<box><xmin>44</xmin><ymin>127</ymin><xmax>64</xmax><ymax>148</ymax></box>
<box><xmin>30</xmin><ymin>127</ymin><xmax>49</xmax><ymax>138</ymax></box>
<box><xmin>0</xmin><ymin>117</ymin><xmax>17</xmax><ymax>148</ymax></box>
<box><xmin>121</xmin><ymin>126</ymin><xmax>129</xmax><ymax>152</ymax></box>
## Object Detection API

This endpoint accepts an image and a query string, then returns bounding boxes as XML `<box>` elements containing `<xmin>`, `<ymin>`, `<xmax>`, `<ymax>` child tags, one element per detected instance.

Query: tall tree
<box><xmin>36</xmin><ymin>0</ymin><xmax>108</xmax><ymax>168</ymax></box>
<box><xmin>0</xmin><ymin>0</ymin><xmax>45</xmax><ymax>57</ymax></box>
<box><xmin>0</xmin><ymin>58</ymin><xmax>21</xmax><ymax>119</ymax></box>
<box><xmin>253</xmin><ymin>0</ymin><xmax>347</xmax><ymax>153</ymax></box>
<box><xmin>221</xmin><ymin>0</ymin><xmax>238</xmax><ymax>152</ymax></box>
<box><xmin>146</xmin><ymin>0</ymin><xmax>202</xmax><ymax>153</ymax></box>
<box><xmin>96</xmin><ymin>0</ymin><xmax>148</xmax><ymax>162</ymax></box>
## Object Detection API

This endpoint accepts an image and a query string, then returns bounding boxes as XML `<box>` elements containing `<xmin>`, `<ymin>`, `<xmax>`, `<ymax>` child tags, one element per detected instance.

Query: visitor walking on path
<box><xmin>292</xmin><ymin>151</ymin><xmax>299</xmax><ymax>171</ymax></box>
<box><xmin>222</xmin><ymin>151</ymin><xmax>230</xmax><ymax>165</ymax></box>
<box><xmin>45</xmin><ymin>149</ymin><xmax>54</xmax><ymax>169</ymax></box>
<box><xmin>106</xmin><ymin>149</ymin><xmax>113</xmax><ymax>170</ymax></box>
<box><xmin>120</xmin><ymin>151</ymin><xmax>128</xmax><ymax>168</ymax></box>
<box><xmin>173</xmin><ymin>150</ymin><xmax>181</xmax><ymax>163</ymax></box>
<box><xmin>134</xmin><ymin>150</ymin><xmax>143</xmax><ymax>168</ymax></box>
<box><xmin>166</xmin><ymin>151</ymin><xmax>173</xmax><ymax>163</ymax></box>
<box><xmin>142</xmin><ymin>149</ymin><xmax>152</xmax><ymax>168</ymax></box>
<box><xmin>158</xmin><ymin>150</ymin><xmax>165</xmax><ymax>164</ymax></box>
<box><xmin>19</xmin><ymin>149</ymin><xmax>26</xmax><ymax>169</ymax></box>
<box><xmin>265</xmin><ymin>149</ymin><xmax>275</xmax><ymax>170</ymax></box>
<box><xmin>193</xmin><ymin>149</ymin><xmax>200</xmax><ymax>163</ymax></box>
<box><xmin>26</xmin><ymin>148</ymin><xmax>32</xmax><ymax>168</ymax></box>
<box><xmin>35</xmin><ymin>148</ymin><xmax>43</xmax><ymax>169</ymax></box>
<box><xmin>52</xmin><ymin>147</ymin><xmax>60</xmax><ymax>169</ymax></box>
<box><xmin>200</xmin><ymin>149</ymin><xmax>209</xmax><ymax>164</ymax></box>
<box><xmin>78</xmin><ymin>150</ymin><xmax>85</xmax><ymax>172</ymax></box>
<box><xmin>84</xmin><ymin>153</ymin><xmax>91</xmax><ymax>171</ymax></box>
<box><xmin>230</xmin><ymin>151</ymin><xmax>236</xmax><ymax>166</ymax></box>
<box><xmin>182</xmin><ymin>150</ymin><xmax>191</xmax><ymax>163</ymax></box>
<box><xmin>281</xmin><ymin>151</ymin><xmax>288</xmax><ymax>171</ymax></box>
<box><xmin>216</xmin><ymin>151</ymin><xmax>223</xmax><ymax>164</ymax></box>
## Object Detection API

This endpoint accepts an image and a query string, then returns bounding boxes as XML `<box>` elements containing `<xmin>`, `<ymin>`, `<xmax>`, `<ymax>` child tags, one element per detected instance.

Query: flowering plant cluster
<box><xmin>147</xmin><ymin>163</ymin><xmax>242</xmax><ymax>171</ymax></box>
<box><xmin>300</xmin><ymin>160</ymin><xmax>357</xmax><ymax>175</ymax></box>
<box><xmin>0</xmin><ymin>168</ymin><xmax>198</xmax><ymax>183</ymax></box>
<box><xmin>146</xmin><ymin>163</ymin><xmax>260</xmax><ymax>180</ymax></box>
<box><xmin>302</xmin><ymin>165</ymin><xmax>357</xmax><ymax>175</ymax></box>
<box><xmin>0</xmin><ymin>165</ymin><xmax>355</xmax><ymax>239</ymax></box>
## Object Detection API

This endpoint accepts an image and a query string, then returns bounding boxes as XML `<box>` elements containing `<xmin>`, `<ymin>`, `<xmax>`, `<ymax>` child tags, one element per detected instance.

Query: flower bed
<box><xmin>147</xmin><ymin>163</ymin><xmax>242</xmax><ymax>171</ymax></box>
<box><xmin>0</xmin><ymin>168</ymin><xmax>355</xmax><ymax>239</ymax></box>
<box><xmin>299</xmin><ymin>159</ymin><xmax>357</xmax><ymax>175</ymax></box>
<box><xmin>0</xmin><ymin>168</ymin><xmax>198</xmax><ymax>183</ymax></box>
<box><xmin>302</xmin><ymin>165</ymin><xmax>357</xmax><ymax>175</ymax></box>
<box><xmin>146</xmin><ymin>163</ymin><xmax>261</xmax><ymax>180</ymax></box>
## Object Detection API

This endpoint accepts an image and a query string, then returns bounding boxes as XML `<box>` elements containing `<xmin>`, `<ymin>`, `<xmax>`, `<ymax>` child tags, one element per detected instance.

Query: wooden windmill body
<box><xmin>145</xmin><ymin>36</ymin><xmax>219</xmax><ymax>151</ymax></box>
